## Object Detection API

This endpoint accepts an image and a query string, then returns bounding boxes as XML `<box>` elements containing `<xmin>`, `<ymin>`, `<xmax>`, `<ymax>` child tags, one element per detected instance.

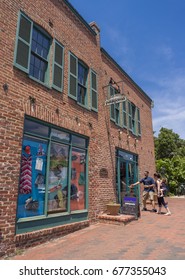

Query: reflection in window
<box><xmin>77</xmin><ymin>62</ymin><xmax>88</xmax><ymax>106</ymax></box>
<box><xmin>24</xmin><ymin>119</ymin><xmax>49</xmax><ymax>137</ymax></box>
<box><xmin>51</xmin><ymin>129</ymin><xmax>70</xmax><ymax>142</ymax></box>
<box><xmin>72</xmin><ymin>135</ymin><xmax>86</xmax><ymax>148</ymax></box>
<box><xmin>29</xmin><ymin>28</ymin><xmax>50</xmax><ymax>82</ymax></box>
<box><xmin>70</xmin><ymin>148</ymin><xmax>86</xmax><ymax>211</ymax></box>
<box><xmin>48</xmin><ymin>143</ymin><xmax>69</xmax><ymax>213</ymax></box>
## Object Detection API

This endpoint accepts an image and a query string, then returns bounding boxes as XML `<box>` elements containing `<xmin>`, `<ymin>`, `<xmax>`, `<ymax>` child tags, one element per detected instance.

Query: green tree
<box><xmin>155</xmin><ymin>127</ymin><xmax>185</xmax><ymax>195</ymax></box>
<box><xmin>156</xmin><ymin>157</ymin><xmax>185</xmax><ymax>194</ymax></box>
<box><xmin>155</xmin><ymin>127</ymin><xmax>185</xmax><ymax>160</ymax></box>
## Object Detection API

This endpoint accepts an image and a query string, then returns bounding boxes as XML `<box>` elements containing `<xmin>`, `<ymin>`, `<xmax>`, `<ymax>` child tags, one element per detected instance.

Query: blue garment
<box><xmin>140</xmin><ymin>176</ymin><xmax>155</xmax><ymax>192</ymax></box>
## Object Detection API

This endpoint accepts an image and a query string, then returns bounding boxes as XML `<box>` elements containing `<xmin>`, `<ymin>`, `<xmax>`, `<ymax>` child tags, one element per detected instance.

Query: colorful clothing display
<box><xmin>19</xmin><ymin>154</ymin><xmax>32</xmax><ymax>194</ymax></box>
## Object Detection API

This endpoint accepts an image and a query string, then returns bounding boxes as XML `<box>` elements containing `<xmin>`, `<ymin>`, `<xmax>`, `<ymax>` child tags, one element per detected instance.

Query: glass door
<box><xmin>116</xmin><ymin>150</ymin><xmax>139</xmax><ymax>204</ymax></box>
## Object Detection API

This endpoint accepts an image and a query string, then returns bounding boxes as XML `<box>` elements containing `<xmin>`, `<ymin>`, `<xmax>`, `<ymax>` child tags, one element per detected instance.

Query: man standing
<box><xmin>130</xmin><ymin>171</ymin><xmax>156</xmax><ymax>212</ymax></box>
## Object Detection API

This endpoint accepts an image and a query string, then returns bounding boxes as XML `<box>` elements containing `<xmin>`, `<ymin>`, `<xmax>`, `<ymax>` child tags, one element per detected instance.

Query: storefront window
<box><xmin>70</xmin><ymin>148</ymin><xmax>86</xmax><ymax>211</ymax></box>
<box><xmin>17</xmin><ymin>118</ymin><xmax>88</xmax><ymax>221</ymax></box>
<box><xmin>17</xmin><ymin>136</ymin><xmax>48</xmax><ymax>218</ymax></box>
<box><xmin>48</xmin><ymin>142</ymin><xmax>69</xmax><ymax>213</ymax></box>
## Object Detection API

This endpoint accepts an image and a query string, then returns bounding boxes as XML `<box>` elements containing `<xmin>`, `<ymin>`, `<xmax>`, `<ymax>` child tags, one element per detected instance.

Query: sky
<box><xmin>68</xmin><ymin>0</ymin><xmax>185</xmax><ymax>139</ymax></box>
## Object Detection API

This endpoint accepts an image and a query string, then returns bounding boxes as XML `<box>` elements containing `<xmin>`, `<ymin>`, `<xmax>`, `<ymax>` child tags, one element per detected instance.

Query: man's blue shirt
<box><xmin>140</xmin><ymin>176</ymin><xmax>155</xmax><ymax>192</ymax></box>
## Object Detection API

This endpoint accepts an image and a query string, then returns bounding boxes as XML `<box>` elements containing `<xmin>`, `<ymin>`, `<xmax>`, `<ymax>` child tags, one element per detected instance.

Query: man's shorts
<box><xmin>142</xmin><ymin>191</ymin><xmax>154</xmax><ymax>201</ymax></box>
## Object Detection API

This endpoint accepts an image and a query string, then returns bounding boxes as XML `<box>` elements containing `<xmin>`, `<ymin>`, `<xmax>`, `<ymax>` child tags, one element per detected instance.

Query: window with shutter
<box><xmin>14</xmin><ymin>12</ymin><xmax>52</xmax><ymax>87</ymax></box>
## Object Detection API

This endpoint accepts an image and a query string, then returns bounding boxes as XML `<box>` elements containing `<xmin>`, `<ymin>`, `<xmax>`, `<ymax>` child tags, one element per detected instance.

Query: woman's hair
<box><xmin>153</xmin><ymin>172</ymin><xmax>161</xmax><ymax>179</ymax></box>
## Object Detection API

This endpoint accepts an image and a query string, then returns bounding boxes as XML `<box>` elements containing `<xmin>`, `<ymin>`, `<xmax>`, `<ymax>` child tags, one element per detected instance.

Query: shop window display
<box><xmin>48</xmin><ymin>142</ymin><xmax>69</xmax><ymax>213</ymax></box>
<box><xmin>70</xmin><ymin>148</ymin><xmax>86</xmax><ymax>211</ymax></box>
<box><xmin>16</xmin><ymin>118</ymin><xmax>88</xmax><ymax>222</ymax></box>
<box><xmin>17</xmin><ymin>136</ymin><xmax>48</xmax><ymax>218</ymax></box>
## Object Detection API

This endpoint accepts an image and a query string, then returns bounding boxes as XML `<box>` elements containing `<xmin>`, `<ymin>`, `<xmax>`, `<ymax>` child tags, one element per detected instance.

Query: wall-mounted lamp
<box><xmin>109</xmin><ymin>77</ymin><xmax>121</xmax><ymax>93</ymax></box>
<box><xmin>134</xmin><ymin>138</ymin><xmax>139</xmax><ymax>146</ymax></box>
<box><xmin>127</xmin><ymin>133</ymin><xmax>130</xmax><ymax>139</ymax></box>
<box><xmin>56</xmin><ymin>108</ymin><xmax>59</xmax><ymax>115</ymax></box>
<box><xmin>118</xmin><ymin>129</ymin><xmax>122</xmax><ymax>140</ymax></box>
<box><xmin>49</xmin><ymin>19</ymin><xmax>53</xmax><ymax>28</ymax></box>
<box><xmin>75</xmin><ymin>116</ymin><xmax>81</xmax><ymax>126</ymax></box>
<box><xmin>3</xmin><ymin>83</ymin><xmax>8</xmax><ymax>93</ymax></box>
<box><xmin>88</xmin><ymin>122</ymin><xmax>93</xmax><ymax>129</ymax></box>
<box><xmin>29</xmin><ymin>96</ymin><xmax>36</xmax><ymax>112</ymax></box>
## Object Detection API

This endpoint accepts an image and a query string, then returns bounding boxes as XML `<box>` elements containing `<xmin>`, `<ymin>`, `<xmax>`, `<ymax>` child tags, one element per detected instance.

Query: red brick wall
<box><xmin>0</xmin><ymin>0</ymin><xmax>155</xmax><ymax>257</ymax></box>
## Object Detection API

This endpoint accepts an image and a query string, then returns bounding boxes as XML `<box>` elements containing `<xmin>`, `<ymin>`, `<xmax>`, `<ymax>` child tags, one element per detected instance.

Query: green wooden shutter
<box><xmin>69</xmin><ymin>52</ymin><xmax>77</xmax><ymax>100</ymax></box>
<box><xmin>109</xmin><ymin>86</ymin><xmax>115</xmax><ymax>121</ymax></box>
<box><xmin>91</xmin><ymin>70</ymin><xmax>98</xmax><ymax>111</ymax></box>
<box><xmin>137</xmin><ymin>108</ymin><xmax>141</xmax><ymax>136</ymax></box>
<box><xmin>14</xmin><ymin>12</ymin><xmax>32</xmax><ymax>73</ymax></box>
<box><xmin>128</xmin><ymin>101</ymin><xmax>132</xmax><ymax>131</ymax></box>
<box><xmin>115</xmin><ymin>103</ymin><xmax>120</xmax><ymax>125</ymax></box>
<box><xmin>122</xmin><ymin>100</ymin><xmax>127</xmax><ymax>128</ymax></box>
<box><xmin>52</xmin><ymin>40</ymin><xmax>64</xmax><ymax>92</ymax></box>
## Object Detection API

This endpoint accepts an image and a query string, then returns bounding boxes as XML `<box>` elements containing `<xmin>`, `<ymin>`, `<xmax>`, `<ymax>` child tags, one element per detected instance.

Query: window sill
<box><xmin>29</xmin><ymin>75</ymin><xmax>52</xmax><ymax>90</ymax></box>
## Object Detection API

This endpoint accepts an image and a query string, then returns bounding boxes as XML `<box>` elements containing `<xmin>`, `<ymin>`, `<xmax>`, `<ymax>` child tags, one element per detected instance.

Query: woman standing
<box><xmin>153</xmin><ymin>173</ymin><xmax>171</xmax><ymax>216</ymax></box>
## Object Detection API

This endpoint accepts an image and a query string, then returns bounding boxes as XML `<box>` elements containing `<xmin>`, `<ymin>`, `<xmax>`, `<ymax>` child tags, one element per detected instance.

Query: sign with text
<box><xmin>122</xmin><ymin>196</ymin><xmax>140</xmax><ymax>218</ymax></box>
<box><xmin>105</xmin><ymin>94</ymin><xmax>126</xmax><ymax>106</ymax></box>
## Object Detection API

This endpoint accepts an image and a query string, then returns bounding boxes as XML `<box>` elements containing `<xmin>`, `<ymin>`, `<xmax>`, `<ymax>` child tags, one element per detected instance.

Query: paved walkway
<box><xmin>10</xmin><ymin>197</ymin><xmax>185</xmax><ymax>260</ymax></box>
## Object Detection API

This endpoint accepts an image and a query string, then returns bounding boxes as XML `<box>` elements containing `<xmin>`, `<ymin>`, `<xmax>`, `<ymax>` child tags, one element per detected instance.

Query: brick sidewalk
<box><xmin>9</xmin><ymin>197</ymin><xmax>185</xmax><ymax>260</ymax></box>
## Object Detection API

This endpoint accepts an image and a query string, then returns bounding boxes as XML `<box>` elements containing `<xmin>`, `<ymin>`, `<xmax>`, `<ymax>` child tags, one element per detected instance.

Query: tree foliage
<box><xmin>154</xmin><ymin>127</ymin><xmax>185</xmax><ymax>160</ymax></box>
<box><xmin>154</xmin><ymin>127</ymin><xmax>185</xmax><ymax>194</ymax></box>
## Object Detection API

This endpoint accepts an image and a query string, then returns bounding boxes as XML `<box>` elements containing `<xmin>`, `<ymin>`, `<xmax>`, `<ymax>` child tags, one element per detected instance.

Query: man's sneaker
<box><xmin>164</xmin><ymin>212</ymin><xmax>171</xmax><ymax>216</ymax></box>
<box><xmin>151</xmin><ymin>209</ymin><xmax>157</xmax><ymax>212</ymax></box>
<box><xmin>142</xmin><ymin>207</ymin><xmax>147</xmax><ymax>211</ymax></box>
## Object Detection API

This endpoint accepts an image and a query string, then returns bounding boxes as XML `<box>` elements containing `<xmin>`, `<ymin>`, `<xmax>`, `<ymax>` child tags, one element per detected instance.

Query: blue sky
<box><xmin>69</xmin><ymin>0</ymin><xmax>185</xmax><ymax>139</ymax></box>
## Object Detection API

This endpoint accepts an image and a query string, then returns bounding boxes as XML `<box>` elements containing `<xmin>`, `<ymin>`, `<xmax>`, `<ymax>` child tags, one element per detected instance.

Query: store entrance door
<box><xmin>116</xmin><ymin>150</ymin><xmax>139</xmax><ymax>205</ymax></box>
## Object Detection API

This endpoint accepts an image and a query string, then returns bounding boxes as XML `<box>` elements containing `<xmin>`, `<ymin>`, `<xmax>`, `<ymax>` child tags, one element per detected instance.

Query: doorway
<box><xmin>116</xmin><ymin>150</ymin><xmax>140</xmax><ymax>204</ymax></box>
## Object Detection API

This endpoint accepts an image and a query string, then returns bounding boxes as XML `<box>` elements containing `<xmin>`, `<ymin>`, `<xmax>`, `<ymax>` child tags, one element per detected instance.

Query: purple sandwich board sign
<box><xmin>122</xmin><ymin>196</ymin><xmax>140</xmax><ymax>219</ymax></box>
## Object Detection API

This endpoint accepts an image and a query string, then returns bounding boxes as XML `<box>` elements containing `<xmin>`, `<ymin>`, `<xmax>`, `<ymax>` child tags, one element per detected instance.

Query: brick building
<box><xmin>0</xmin><ymin>0</ymin><xmax>155</xmax><ymax>257</ymax></box>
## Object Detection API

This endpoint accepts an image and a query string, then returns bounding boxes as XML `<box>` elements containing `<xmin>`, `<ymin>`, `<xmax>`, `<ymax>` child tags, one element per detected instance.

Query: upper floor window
<box><xmin>14</xmin><ymin>12</ymin><xmax>64</xmax><ymax>92</ymax></box>
<box><xmin>69</xmin><ymin>52</ymin><xmax>98</xmax><ymax>111</ymax></box>
<box><xmin>109</xmin><ymin>85</ymin><xmax>141</xmax><ymax>136</ymax></box>
<box><xmin>78</xmin><ymin>62</ymin><xmax>88</xmax><ymax>106</ymax></box>
<box><xmin>128</xmin><ymin>101</ymin><xmax>141</xmax><ymax>136</ymax></box>
<box><xmin>30</xmin><ymin>28</ymin><xmax>50</xmax><ymax>82</ymax></box>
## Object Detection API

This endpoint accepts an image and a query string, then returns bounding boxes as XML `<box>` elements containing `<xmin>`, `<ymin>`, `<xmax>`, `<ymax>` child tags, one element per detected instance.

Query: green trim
<box><xmin>68</xmin><ymin>143</ymin><xmax>72</xmax><ymax>213</ymax></box>
<box><xmin>101</xmin><ymin>48</ymin><xmax>153</xmax><ymax>103</ymax></box>
<box><xmin>62</xmin><ymin>0</ymin><xmax>96</xmax><ymax>36</ymax></box>
<box><xmin>85</xmin><ymin>144</ymin><xmax>89</xmax><ymax>209</ymax></box>
<box><xmin>16</xmin><ymin>211</ymin><xmax>88</xmax><ymax>234</ymax></box>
